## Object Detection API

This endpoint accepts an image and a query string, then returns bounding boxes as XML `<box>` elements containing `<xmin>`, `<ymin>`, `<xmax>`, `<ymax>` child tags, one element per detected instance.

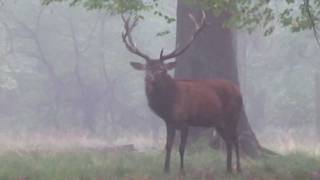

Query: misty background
<box><xmin>0</xmin><ymin>0</ymin><xmax>319</xmax><ymax>152</ymax></box>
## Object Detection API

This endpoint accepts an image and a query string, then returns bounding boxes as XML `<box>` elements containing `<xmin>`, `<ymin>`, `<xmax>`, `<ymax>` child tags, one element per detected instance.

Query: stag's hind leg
<box><xmin>232</xmin><ymin>111</ymin><xmax>241</xmax><ymax>173</ymax></box>
<box><xmin>164</xmin><ymin>125</ymin><xmax>175</xmax><ymax>173</ymax></box>
<box><xmin>179</xmin><ymin>127</ymin><xmax>188</xmax><ymax>175</ymax></box>
<box><xmin>234</xmin><ymin>137</ymin><xmax>241</xmax><ymax>173</ymax></box>
<box><xmin>231</xmin><ymin>121</ymin><xmax>241</xmax><ymax>173</ymax></box>
<box><xmin>216</xmin><ymin>127</ymin><xmax>233</xmax><ymax>173</ymax></box>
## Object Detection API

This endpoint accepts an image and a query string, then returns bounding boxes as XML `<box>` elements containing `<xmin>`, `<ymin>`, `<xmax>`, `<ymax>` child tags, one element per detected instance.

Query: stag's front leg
<box><xmin>179</xmin><ymin>127</ymin><xmax>188</xmax><ymax>175</ymax></box>
<box><xmin>164</xmin><ymin>125</ymin><xmax>175</xmax><ymax>173</ymax></box>
<box><xmin>226</xmin><ymin>140</ymin><xmax>233</xmax><ymax>173</ymax></box>
<box><xmin>234</xmin><ymin>138</ymin><xmax>241</xmax><ymax>173</ymax></box>
<box><xmin>219</xmin><ymin>127</ymin><xmax>233</xmax><ymax>173</ymax></box>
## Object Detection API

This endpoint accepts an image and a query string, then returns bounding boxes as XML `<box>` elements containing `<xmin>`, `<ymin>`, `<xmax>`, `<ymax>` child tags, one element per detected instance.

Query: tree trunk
<box><xmin>175</xmin><ymin>0</ymin><xmax>263</xmax><ymax>157</ymax></box>
<box><xmin>315</xmin><ymin>73</ymin><xmax>320</xmax><ymax>140</ymax></box>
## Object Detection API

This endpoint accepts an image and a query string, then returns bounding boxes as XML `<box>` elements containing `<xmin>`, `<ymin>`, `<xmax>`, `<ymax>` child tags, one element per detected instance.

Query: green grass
<box><xmin>0</xmin><ymin>148</ymin><xmax>319</xmax><ymax>180</ymax></box>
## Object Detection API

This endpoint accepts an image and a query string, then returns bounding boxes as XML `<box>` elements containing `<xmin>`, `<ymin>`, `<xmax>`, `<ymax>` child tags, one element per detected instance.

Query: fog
<box><xmin>0</xmin><ymin>0</ymin><xmax>319</xmax><ymax>154</ymax></box>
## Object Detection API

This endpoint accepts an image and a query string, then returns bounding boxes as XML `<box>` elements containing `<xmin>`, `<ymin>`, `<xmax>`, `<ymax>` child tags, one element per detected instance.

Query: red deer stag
<box><xmin>121</xmin><ymin>11</ymin><xmax>242</xmax><ymax>173</ymax></box>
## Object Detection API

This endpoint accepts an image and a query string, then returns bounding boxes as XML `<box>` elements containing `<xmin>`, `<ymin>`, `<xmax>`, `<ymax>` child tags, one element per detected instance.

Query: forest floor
<box><xmin>0</xmin><ymin>133</ymin><xmax>319</xmax><ymax>180</ymax></box>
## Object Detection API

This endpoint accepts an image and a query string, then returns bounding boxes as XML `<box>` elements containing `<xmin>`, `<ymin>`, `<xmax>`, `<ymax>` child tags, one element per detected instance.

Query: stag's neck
<box><xmin>145</xmin><ymin>74</ymin><xmax>177</xmax><ymax>120</ymax></box>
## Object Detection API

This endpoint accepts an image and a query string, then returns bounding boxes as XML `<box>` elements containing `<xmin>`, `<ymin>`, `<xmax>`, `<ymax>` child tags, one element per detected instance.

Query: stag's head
<box><xmin>122</xmin><ymin>11</ymin><xmax>206</xmax><ymax>82</ymax></box>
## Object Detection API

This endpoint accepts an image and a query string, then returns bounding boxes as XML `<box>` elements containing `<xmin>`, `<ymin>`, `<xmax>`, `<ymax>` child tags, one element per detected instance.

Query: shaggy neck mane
<box><xmin>145</xmin><ymin>74</ymin><xmax>177</xmax><ymax>121</ymax></box>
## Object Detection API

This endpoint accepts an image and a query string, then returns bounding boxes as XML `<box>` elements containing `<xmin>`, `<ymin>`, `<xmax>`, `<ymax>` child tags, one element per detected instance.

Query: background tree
<box><xmin>0</xmin><ymin>0</ymin><xmax>172</xmax><ymax>139</ymax></box>
<box><xmin>175</xmin><ymin>0</ymin><xmax>264</xmax><ymax>156</ymax></box>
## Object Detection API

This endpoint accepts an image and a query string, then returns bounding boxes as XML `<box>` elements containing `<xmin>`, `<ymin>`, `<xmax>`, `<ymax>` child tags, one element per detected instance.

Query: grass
<box><xmin>0</xmin><ymin>132</ymin><xmax>319</xmax><ymax>179</ymax></box>
<box><xmin>0</xmin><ymin>147</ymin><xmax>319</xmax><ymax>180</ymax></box>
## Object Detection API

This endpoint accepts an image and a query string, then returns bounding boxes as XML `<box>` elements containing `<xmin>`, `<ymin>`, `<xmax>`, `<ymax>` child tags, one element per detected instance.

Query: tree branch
<box><xmin>304</xmin><ymin>0</ymin><xmax>320</xmax><ymax>47</ymax></box>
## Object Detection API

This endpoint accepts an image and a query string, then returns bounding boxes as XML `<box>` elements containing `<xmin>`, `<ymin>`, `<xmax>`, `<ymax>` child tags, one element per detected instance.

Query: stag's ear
<box><xmin>130</xmin><ymin>62</ymin><xmax>145</xmax><ymax>70</ymax></box>
<box><xmin>165</xmin><ymin>61</ymin><xmax>177</xmax><ymax>70</ymax></box>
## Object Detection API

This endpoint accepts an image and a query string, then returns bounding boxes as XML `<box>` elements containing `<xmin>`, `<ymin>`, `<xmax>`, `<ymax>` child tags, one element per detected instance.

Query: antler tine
<box><xmin>160</xmin><ymin>48</ymin><xmax>165</xmax><ymax>58</ymax></box>
<box><xmin>160</xmin><ymin>10</ymin><xmax>207</xmax><ymax>62</ymax></box>
<box><xmin>121</xmin><ymin>14</ymin><xmax>151</xmax><ymax>61</ymax></box>
<box><xmin>189</xmin><ymin>10</ymin><xmax>206</xmax><ymax>29</ymax></box>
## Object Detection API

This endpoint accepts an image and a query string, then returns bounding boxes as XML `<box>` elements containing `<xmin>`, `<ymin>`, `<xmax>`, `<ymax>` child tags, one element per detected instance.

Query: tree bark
<box><xmin>175</xmin><ymin>0</ymin><xmax>264</xmax><ymax>157</ymax></box>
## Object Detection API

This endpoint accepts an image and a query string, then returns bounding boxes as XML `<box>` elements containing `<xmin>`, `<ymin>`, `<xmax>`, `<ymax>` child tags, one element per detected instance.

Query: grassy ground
<box><xmin>0</xmin><ymin>132</ymin><xmax>319</xmax><ymax>180</ymax></box>
<box><xmin>0</xmin><ymin>147</ymin><xmax>319</xmax><ymax>180</ymax></box>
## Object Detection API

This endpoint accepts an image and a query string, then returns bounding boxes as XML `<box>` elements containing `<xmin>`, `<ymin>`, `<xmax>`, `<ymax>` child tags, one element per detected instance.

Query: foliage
<box><xmin>41</xmin><ymin>0</ymin><xmax>150</xmax><ymax>13</ymax></box>
<box><xmin>42</xmin><ymin>0</ymin><xmax>176</xmax><ymax>24</ymax></box>
<box><xmin>42</xmin><ymin>0</ymin><xmax>320</xmax><ymax>35</ymax></box>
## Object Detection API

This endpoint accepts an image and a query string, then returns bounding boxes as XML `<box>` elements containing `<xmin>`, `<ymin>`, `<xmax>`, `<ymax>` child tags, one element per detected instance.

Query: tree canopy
<box><xmin>42</xmin><ymin>0</ymin><xmax>320</xmax><ymax>37</ymax></box>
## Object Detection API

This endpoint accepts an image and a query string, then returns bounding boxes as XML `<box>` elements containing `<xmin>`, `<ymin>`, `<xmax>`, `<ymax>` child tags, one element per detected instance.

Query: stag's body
<box><xmin>146</xmin><ymin>76</ymin><xmax>242</xmax><ymax>128</ymax></box>
<box><xmin>145</xmin><ymin>73</ymin><xmax>242</xmax><ymax>173</ymax></box>
<box><xmin>121</xmin><ymin>11</ymin><xmax>241</xmax><ymax>173</ymax></box>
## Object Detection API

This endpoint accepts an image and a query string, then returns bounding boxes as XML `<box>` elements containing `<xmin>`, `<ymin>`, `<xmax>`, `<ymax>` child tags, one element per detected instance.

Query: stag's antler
<box><xmin>121</xmin><ymin>15</ymin><xmax>151</xmax><ymax>61</ymax></box>
<box><xmin>121</xmin><ymin>10</ymin><xmax>207</xmax><ymax>62</ymax></box>
<box><xmin>159</xmin><ymin>10</ymin><xmax>207</xmax><ymax>62</ymax></box>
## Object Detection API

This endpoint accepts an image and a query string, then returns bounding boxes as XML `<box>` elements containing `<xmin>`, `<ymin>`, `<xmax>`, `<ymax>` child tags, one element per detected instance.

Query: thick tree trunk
<box><xmin>175</xmin><ymin>0</ymin><xmax>263</xmax><ymax>157</ymax></box>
